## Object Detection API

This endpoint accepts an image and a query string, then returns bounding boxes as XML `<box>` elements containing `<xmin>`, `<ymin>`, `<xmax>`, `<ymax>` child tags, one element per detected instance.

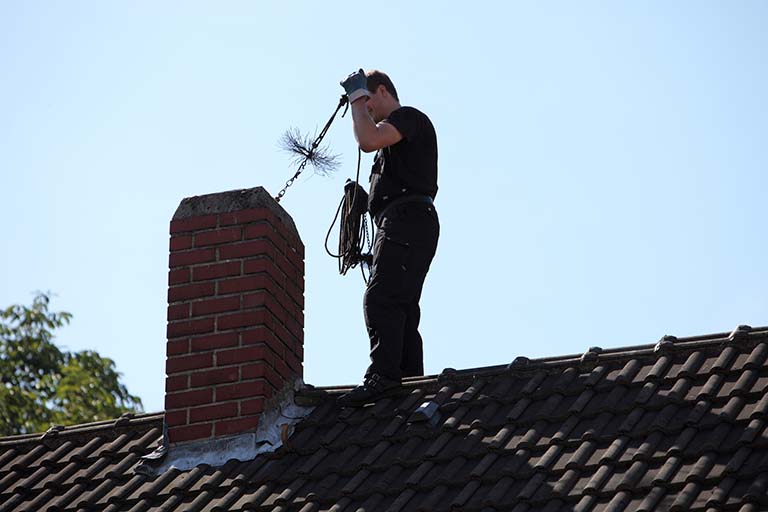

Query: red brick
<box><xmin>283</xmin><ymin>280</ymin><xmax>304</xmax><ymax>310</ymax></box>
<box><xmin>168</xmin><ymin>423</ymin><xmax>212</xmax><ymax>444</ymax></box>
<box><xmin>254</xmin><ymin>208</ymin><xmax>281</xmax><ymax>226</ymax></box>
<box><xmin>166</xmin><ymin>352</ymin><xmax>213</xmax><ymax>374</ymax></box>
<box><xmin>284</xmin><ymin>348</ymin><xmax>303</xmax><ymax>374</ymax></box>
<box><xmin>241</xmin><ymin>362</ymin><xmax>283</xmax><ymax>391</ymax></box>
<box><xmin>215</xmin><ymin>380</ymin><xmax>268</xmax><ymax>401</ymax></box>
<box><xmin>170</xmin><ymin>235</ymin><xmax>193</xmax><ymax>251</ymax></box>
<box><xmin>169</xmin><ymin>248</ymin><xmax>216</xmax><ymax>268</ymax></box>
<box><xmin>264</xmin><ymin>293</ymin><xmax>302</xmax><ymax>342</ymax></box>
<box><xmin>274</xmin><ymin>357</ymin><xmax>296</xmax><ymax>381</ymax></box>
<box><xmin>219</xmin><ymin>209</ymin><xmax>272</xmax><ymax>226</ymax></box>
<box><xmin>165</xmin><ymin>374</ymin><xmax>189</xmax><ymax>392</ymax></box>
<box><xmin>223</xmin><ymin>277</ymin><xmax>301</xmax><ymax>319</ymax></box>
<box><xmin>242</xmin><ymin>227</ymin><xmax>292</xmax><ymax>262</ymax></box>
<box><xmin>244</xmin><ymin>230</ymin><xmax>303</xmax><ymax>273</ymax></box>
<box><xmin>191</xmin><ymin>296</ymin><xmax>241</xmax><ymax>316</ymax></box>
<box><xmin>170</xmin><ymin>215</ymin><xmax>218</xmax><ymax>234</ymax></box>
<box><xmin>237</xmin><ymin>274</ymin><xmax>300</xmax><ymax>315</ymax></box>
<box><xmin>271</xmin><ymin>322</ymin><xmax>302</xmax><ymax>352</ymax></box>
<box><xmin>241</xmin><ymin>328</ymin><xmax>288</xmax><ymax>359</ymax></box>
<box><xmin>166</xmin><ymin>338</ymin><xmax>189</xmax><ymax>356</ymax></box>
<box><xmin>169</xmin><ymin>268</ymin><xmax>191</xmax><ymax>285</ymax></box>
<box><xmin>219</xmin><ymin>239</ymin><xmax>278</xmax><ymax>261</ymax></box>
<box><xmin>283</xmin><ymin>316</ymin><xmax>304</xmax><ymax>345</ymax></box>
<box><xmin>274</xmin><ymin>250</ymin><xmax>304</xmax><ymax>284</ymax></box>
<box><xmin>218</xmin><ymin>275</ymin><xmax>270</xmax><ymax>295</ymax></box>
<box><xmin>242</xmin><ymin>290</ymin><xmax>271</xmax><ymax>310</ymax></box>
<box><xmin>195</xmin><ymin>227</ymin><xmax>243</xmax><ymax>247</ymax></box>
<box><xmin>168</xmin><ymin>282</ymin><xmax>215</xmax><ymax>302</ymax></box>
<box><xmin>225</xmin><ymin>209</ymin><xmax>303</xmax><ymax>257</ymax></box>
<box><xmin>288</xmin><ymin>240</ymin><xmax>305</xmax><ymax>260</ymax></box>
<box><xmin>192</xmin><ymin>261</ymin><xmax>242</xmax><ymax>282</ymax></box>
<box><xmin>245</xmin><ymin>292</ymin><xmax>302</xmax><ymax>341</ymax></box>
<box><xmin>243</xmin><ymin>222</ymin><xmax>276</xmax><ymax>240</ymax></box>
<box><xmin>165</xmin><ymin>409</ymin><xmax>187</xmax><ymax>427</ymax></box>
<box><xmin>243</xmin><ymin>256</ymin><xmax>280</xmax><ymax>277</ymax></box>
<box><xmin>190</xmin><ymin>332</ymin><xmax>239</xmax><ymax>352</ymax></box>
<box><xmin>242</xmin><ymin>258</ymin><xmax>296</xmax><ymax>292</ymax></box>
<box><xmin>190</xmin><ymin>367</ymin><xmax>239</xmax><ymax>387</ymax></box>
<box><xmin>217</xmin><ymin>310</ymin><xmax>271</xmax><ymax>331</ymax></box>
<box><xmin>241</xmin><ymin>398</ymin><xmax>265</xmax><ymax>415</ymax></box>
<box><xmin>165</xmin><ymin>388</ymin><xmax>213</xmax><ymax>409</ymax></box>
<box><xmin>240</xmin><ymin>327</ymin><xmax>271</xmax><ymax>345</ymax></box>
<box><xmin>216</xmin><ymin>346</ymin><xmax>274</xmax><ymax>367</ymax></box>
<box><xmin>241</xmin><ymin>279</ymin><xmax>298</xmax><ymax>317</ymax></box>
<box><xmin>214</xmin><ymin>416</ymin><xmax>259</xmax><ymax>437</ymax></box>
<box><xmin>189</xmin><ymin>402</ymin><xmax>238</xmax><ymax>423</ymax></box>
<box><xmin>293</xmin><ymin>341</ymin><xmax>304</xmax><ymax>362</ymax></box>
<box><xmin>283</xmin><ymin>247</ymin><xmax>304</xmax><ymax>276</ymax></box>
<box><xmin>167</xmin><ymin>317</ymin><xmax>214</xmax><ymax>339</ymax></box>
<box><xmin>167</xmin><ymin>303</ymin><xmax>189</xmax><ymax>321</ymax></box>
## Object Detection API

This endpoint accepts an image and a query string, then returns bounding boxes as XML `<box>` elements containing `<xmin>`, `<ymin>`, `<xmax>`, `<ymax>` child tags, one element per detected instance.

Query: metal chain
<box><xmin>360</xmin><ymin>212</ymin><xmax>372</xmax><ymax>284</ymax></box>
<box><xmin>275</xmin><ymin>159</ymin><xmax>308</xmax><ymax>202</ymax></box>
<box><xmin>275</xmin><ymin>95</ymin><xmax>349</xmax><ymax>202</ymax></box>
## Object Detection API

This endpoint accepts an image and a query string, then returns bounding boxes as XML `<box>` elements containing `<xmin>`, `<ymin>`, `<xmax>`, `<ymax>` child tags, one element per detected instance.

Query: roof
<box><xmin>2</xmin><ymin>326</ymin><xmax>768</xmax><ymax>511</ymax></box>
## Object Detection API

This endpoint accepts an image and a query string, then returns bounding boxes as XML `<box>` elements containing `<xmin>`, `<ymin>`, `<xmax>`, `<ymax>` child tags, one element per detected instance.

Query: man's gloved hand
<box><xmin>340</xmin><ymin>69</ymin><xmax>370</xmax><ymax>104</ymax></box>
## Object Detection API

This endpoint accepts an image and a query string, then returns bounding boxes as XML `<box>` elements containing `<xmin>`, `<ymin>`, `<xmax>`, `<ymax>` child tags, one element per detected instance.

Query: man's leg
<box><xmin>363</xmin><ymin>226</ymin><xmax>410</xmax><ymax>380</ymax></box>
<box><xmin>339</xmin><ymin>204</ymin><xmax>438</xmax><ymax>406</ymax></box>
<box><xmin>401</xmin><ymin>301</ymin><xmax>424</xmax><ymax>378</ymax></box>
<box><xmin>337</xmin><ymin>227</ymin><xmax>409</xmax><ymax>407</ymax></box>
<box><xmin>400</xmin><ymin>206</ymin><xmax>439</xmax><ymax>378</ymax></box>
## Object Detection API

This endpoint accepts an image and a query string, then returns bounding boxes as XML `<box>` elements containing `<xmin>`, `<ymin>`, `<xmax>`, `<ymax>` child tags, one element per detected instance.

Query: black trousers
<box><xmin>364</xmin><ymin>201</ymin><xmax>439</xmax><ymax>381</ymax></box>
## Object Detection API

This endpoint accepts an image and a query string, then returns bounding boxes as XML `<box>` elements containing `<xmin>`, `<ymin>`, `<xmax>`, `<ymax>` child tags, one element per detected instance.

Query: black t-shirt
<box><xmin>368</xmin><ymin>106</ymin><xmax>438</xmax><ymax>218</ymax></box>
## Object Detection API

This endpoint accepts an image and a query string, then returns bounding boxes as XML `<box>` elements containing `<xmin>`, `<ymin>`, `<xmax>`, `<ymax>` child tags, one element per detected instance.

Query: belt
<box><xmin>374</xmin><ymin>195</ymin><xmax>434</xmax><ymax>227</ymax></box>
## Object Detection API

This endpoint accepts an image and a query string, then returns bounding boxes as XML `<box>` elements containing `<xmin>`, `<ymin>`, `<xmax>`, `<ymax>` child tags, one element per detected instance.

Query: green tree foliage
<box><xmin>0</xmin><ymin>293</ymin><xmax>143</xmax><ymax>436</ymax></box>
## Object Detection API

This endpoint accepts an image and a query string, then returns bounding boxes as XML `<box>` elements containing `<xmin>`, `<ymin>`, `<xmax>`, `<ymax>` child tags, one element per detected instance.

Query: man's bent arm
<box><xmin>351</xmin><ymin>100</ymin><xmax>403</xmax><ymax>153</ymax></box>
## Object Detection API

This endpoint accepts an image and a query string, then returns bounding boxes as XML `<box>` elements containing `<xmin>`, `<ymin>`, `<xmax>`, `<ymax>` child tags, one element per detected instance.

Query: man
<box><xmin>337</xmin><ymin>69</ymin><xmax>440</xmax><ymax>407</ymax></box>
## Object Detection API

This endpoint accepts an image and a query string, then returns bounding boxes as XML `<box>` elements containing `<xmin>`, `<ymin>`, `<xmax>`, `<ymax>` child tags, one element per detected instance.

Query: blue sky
<box><xmin>2</xmin><ymin>2</ymin><xmax>766</xmax><ymax>413</ymax></box>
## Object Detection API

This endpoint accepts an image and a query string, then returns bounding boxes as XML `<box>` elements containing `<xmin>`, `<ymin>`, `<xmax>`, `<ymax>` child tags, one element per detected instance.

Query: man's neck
<box><xmin>381</xmin><ymin>101</ymin><xmax>401</xmax><ymax>119</ymax></box>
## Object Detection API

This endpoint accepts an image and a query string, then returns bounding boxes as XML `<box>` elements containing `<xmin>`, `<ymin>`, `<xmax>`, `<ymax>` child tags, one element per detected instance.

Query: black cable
<box><xmin>325</xmin><ymin>148</ymin><xmax>373</xmax><ymax>283</ymax></box>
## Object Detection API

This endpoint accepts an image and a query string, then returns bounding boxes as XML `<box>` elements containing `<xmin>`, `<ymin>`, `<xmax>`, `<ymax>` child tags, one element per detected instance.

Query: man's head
<box><xmin>364</xmin><ymin>70</ymin><xmax>401</xmax><ymax>122</ymax></box>
<box><xmin>366</xmin><ymin>70</ymin><xmax>399</xmax><ymax>102</ymax></box>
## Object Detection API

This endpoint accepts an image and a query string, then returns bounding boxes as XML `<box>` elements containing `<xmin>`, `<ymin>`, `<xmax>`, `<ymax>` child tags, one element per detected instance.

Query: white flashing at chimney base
<box><xmin>141</xmin><ymin>382</ymin><xmax>314</xmax><ymax>475</ymax></box>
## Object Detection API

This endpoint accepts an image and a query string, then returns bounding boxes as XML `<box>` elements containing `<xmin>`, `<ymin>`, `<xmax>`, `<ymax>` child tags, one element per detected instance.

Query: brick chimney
<box><xmin>164</xmin><ymin>188</ymin><xmax>304</xmax><ymax>445</ymax></box>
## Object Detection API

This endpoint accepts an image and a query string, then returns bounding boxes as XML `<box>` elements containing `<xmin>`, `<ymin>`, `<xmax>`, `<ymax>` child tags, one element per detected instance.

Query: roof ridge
<box><xmin>0</xmin><ymin>412</ymin><xmax>164</xmax><ymax>446</ymax></box>
<box><xmin>3</xmin><ymin>326</ymin><xmax>765</xmax><ymax>440</ymax></box>
<box><xmin>305</xmin><ymin>325</ymin><xmax>768</xmax><ymax>394</ymax></box>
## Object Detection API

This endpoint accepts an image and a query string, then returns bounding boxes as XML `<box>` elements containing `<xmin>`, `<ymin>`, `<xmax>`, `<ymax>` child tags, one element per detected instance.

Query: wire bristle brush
<box><xmin>274</xmin><ymin>95</ymin><xmax>349</xmax><ymax>202</ymax></box>
<box><xmin>279</xmin><ymin>127</ymin><xmax>340</xmax><ymax>177</ymax></box>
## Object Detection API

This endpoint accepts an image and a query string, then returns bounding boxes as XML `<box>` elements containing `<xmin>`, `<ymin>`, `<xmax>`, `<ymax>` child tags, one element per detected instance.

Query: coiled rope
<box><xmin>325</xmin><ymin>148</ymin><xmax>373</xmax><ymax>283</ymax></box>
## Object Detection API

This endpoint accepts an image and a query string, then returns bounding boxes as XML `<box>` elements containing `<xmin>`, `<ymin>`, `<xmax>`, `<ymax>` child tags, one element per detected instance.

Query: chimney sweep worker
<box><xmin>337</xmin><ymin>69</ymin><xmax>439</xmax><ymax>407</ymax></box>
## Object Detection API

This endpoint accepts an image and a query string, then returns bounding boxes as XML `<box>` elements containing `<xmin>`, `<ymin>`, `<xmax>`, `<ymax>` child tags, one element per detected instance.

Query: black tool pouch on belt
<box><xmin>344</xmin><ymin>179</ymin><xmax>368</xmax><ymax>215</ymax></box>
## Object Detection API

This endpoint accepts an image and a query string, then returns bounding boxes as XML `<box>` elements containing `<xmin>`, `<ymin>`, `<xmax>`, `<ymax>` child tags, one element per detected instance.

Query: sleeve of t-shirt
<box><xmin>385</xmin><ymin>107</ymin><xmax>421</xmax><ymax>142</ymax></box>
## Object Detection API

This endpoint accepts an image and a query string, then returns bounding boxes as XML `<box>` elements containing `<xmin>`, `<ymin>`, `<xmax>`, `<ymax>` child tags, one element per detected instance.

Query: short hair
<box><xmin>366</xmin><ymin>70</ymin><xmax>399</xmax><ymax>102</ymax></box>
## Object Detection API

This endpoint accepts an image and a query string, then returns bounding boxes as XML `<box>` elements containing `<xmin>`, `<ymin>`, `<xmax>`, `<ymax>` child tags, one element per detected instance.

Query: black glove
<box><xmin>340</xmin><ymin>69</ymin><xmax>370</xmax><ymax>104</ymax></box>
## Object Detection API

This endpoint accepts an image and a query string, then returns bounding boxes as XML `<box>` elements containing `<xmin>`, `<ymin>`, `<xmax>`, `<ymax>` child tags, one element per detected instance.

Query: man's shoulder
<box><xmin>391</xmin><ymin>106</ymin><xmax>429</xmax><ymax>120</ymax></box>
<box><xmin>387</xmin><ymin>106</ymin><xmax>435</xmax><ymax>137</ymax></box>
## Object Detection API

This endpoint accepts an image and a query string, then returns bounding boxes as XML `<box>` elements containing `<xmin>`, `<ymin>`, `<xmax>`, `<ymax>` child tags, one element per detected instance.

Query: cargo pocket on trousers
<box><xmin>374</xmin><ymin>236</ymin><xmax>410</xmax><ymax>279</ymax></box>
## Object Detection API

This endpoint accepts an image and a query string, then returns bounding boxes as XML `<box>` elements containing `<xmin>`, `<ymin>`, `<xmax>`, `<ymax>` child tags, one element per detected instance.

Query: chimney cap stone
<box><xmin>172</xmin><ymin>187</ymin><xmax>299</xmax><ymax>239</ymax></box>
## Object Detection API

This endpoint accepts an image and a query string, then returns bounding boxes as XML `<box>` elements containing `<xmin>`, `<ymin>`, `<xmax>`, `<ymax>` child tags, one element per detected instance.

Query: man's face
<box><xmin>365</xmin><ymin>86</ymin><xmax>385</xmax><ymax>122</ymax></box>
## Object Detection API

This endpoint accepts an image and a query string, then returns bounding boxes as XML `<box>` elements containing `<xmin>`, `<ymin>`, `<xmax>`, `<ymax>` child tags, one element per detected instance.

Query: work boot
<box><xmin>337</xmin><ymin>373</ymin><xmax>401</xmax><ymax>407</ymax></box>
